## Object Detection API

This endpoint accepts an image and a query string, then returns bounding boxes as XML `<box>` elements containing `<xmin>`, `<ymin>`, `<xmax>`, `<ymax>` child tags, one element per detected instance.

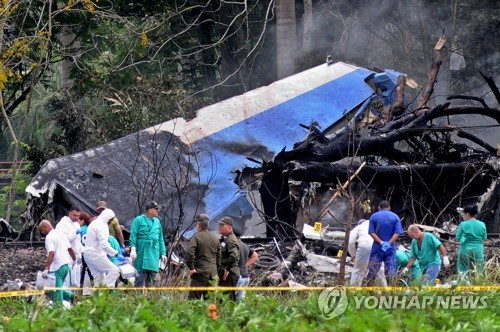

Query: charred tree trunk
<box><xmin>259</xmin><ymin>161</ymin><xmax>294</xmax><ymax>238</ymax></box>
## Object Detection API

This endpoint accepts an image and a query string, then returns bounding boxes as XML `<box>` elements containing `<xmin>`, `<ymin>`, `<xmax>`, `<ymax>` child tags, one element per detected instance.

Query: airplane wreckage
<box><xmin>24</xmin><ymin>36</ymin><xmax>500</xmax><ymax>242</ymax></box>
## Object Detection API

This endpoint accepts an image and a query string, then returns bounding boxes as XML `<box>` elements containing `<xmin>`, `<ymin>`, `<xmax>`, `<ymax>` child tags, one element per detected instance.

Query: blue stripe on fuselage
<box><xmin>192</xmin><ymin>67</ymin><xmax>375</xmax><ymax>217</ymax></box>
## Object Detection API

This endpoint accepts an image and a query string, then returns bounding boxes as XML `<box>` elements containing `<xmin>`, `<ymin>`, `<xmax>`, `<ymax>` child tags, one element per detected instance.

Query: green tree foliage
<box><xmin>0</xmin><ymin>171</ymin><xmax>30</xmax><ymax>223</ymax></box>
<box><xmin>1</xmin><ymin>0</ymin><xmax>498</xmax><ymax>172</ymax></box>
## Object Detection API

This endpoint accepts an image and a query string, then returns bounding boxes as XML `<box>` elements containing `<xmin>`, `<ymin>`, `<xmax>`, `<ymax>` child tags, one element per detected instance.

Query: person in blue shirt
<box><xmin>367</xmin><ymin>200</ymin><xmax>404</xmax><ymax>285</ymax></box>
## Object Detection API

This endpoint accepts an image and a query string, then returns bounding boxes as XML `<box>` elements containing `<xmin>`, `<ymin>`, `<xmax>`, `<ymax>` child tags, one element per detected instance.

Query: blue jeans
<box><xmin>422</xmin><ymin>264</ymin><xmax>441</xmax><ymax>285</ymax></box>
<box><xmin>236</xmin><ymin>276</ymin><xmax>250</xmax><ymax>302</ymax></box>
<box><xmin>368</xmin><ymin>243</ymin><xmax>397</xmax><ymax>278</ymax></box>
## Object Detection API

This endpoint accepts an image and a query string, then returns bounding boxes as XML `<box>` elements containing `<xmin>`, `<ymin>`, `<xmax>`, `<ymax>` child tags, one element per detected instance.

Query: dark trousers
<box><xmin>80</xmin><ymin>255</ymin><xmax>94</xmax><ymax>288</ymax></box>
<box><xmin>219</xmin><ymin>271</ymin><xmax>239</xmax><ymax>302</ymax></box>
<box><xmin>135</xmin><ymin>271</ymin><xmax>156</xmax><ymax>287</ymax></box>
<box><xmin>188</xmin><ymin>274</ymin><xmax>213</xmax><ymax>300</ymax></box>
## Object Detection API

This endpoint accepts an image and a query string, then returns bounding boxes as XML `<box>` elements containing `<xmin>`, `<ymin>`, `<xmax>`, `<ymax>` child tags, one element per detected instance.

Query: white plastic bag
<box><xmin>64</xmin><ymin>263</ymin><xmax>81</xmax><ymax>287</ymax></box>
<box><xmin>36</xmin><ymin>271</ymin><xmax>56</xmax><ymax>289</ymax></box>
<box><xmin>119</xmin><ymin>263</ymin><xmax>137</xmax><ymax>279</ymax></box>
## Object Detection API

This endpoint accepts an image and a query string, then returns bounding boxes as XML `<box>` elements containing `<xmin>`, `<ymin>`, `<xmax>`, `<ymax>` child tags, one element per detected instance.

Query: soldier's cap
<box><xmin>195</xmin><ymin>214</ymin><xmax>209</xmax><ymax>228</ymax></box>
<box><xmin>195</xmin><ymin>214</ymin><xmax>209</xmax><ymax>222</ymax></box>
<box><xmin>217</xmin><ymin>216</ymin><xmax>233</xmax><ymax>226</ymax></box>
<box><xmin>145</xmin><ymin>201</ymin><xmax>158</xmax><ymax>210</ymax></box>
<box><xmin>96</xmin><ymin>201</ymin><xmax>107</xmax><ymax>210</ymax></box>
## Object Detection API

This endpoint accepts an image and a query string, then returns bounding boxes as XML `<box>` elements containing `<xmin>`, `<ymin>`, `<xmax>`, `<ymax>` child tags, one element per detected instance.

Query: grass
<box><xmin>0</xmin><ymin>289</ymin><xmax>499</xmax><ymax>331</ymax></box>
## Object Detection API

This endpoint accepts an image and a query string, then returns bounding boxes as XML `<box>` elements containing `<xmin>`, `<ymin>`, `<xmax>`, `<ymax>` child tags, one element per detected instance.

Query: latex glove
<box><xmin>130</xmin><ymin>247</ymin><xmax>137</xmax><ymax>261</ymax></box>
<box><xmin>116</xmin><ymin>254</ymin><xmax>126</xmax><ymax>262</ymax></box>
<box><xmin>161</xmin><ymin>255</ymin><xmax>168</xmax><ymax>265</ymax></box>
<box><xmin>120</xmin><ymin>246</ymin><xmax>126</xmax><ymax>255</ymax></box>
<box><xmin>442</xmin><ymin>256</ymin><xmax>450</xmax><ymax>268</ymax></box>
<box><xmin>402</xmin><ymin>267</ymin><xmax>409</xmax><ymax>275</ymax></box>
<box><xmin>381</xmin><ymin>241</ymin><xmax>391</xmax><ymax>252</ymax></box>
<box><xmin>76</xmin><ymin>229</ymin><xmax>82</xmax><ymax>235</ymax></box>
<box><xmin>42</xmin><ymin>269</ymin><xmax>49</xmax><ymax>278</ymax></box>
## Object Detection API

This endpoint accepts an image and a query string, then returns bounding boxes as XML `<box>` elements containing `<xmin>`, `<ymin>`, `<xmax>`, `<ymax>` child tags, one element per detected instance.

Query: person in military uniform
<box><xmin>186</xmin><ymin>214</ymin><xmax>221</xmax><ymax>300</ymax></box>
<box><xmin>217</xmin><ymin>216</ymin><xmax>240</xmax><ymax>302</ymax></box>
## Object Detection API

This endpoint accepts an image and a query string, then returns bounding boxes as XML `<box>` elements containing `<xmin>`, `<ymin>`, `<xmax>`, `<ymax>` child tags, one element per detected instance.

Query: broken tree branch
<box><xmin>285</xmin><ymin>102</ymin><xmax>500</xmax><ymax>164</ymax></box>
<box><xmin>479</xmin><ymin>70</ymin><xmax>500</xmax><ymax>106</ymax></box>
<box><xmin>447</xmin><ymin>95</ymin><xmax>490</xmax><ymax>109</ymax></box>
<box><xmin>390</xmin><ymin>75</ymin><xmax>406</xmax><ymax>118</ymax></box>
<box><xmin>456</xmin><ymin>129</ymin><xmax>498</xmax><ymax>155</ymax></box>
<box><xmin>418</xmin><ymin>34</ymin><xmax>446</xmax><ymax>109</ymax></box>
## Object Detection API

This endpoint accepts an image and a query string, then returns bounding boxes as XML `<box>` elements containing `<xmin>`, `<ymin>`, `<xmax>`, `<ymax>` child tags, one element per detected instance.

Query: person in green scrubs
<box><xmin>403</xmin><ymin>225</ymin><xmax>449</xmax><ymax>285</ymax></box>
<box><xmin>456</xmin><ymin>205</ymin><xmax>487</xmax><ymax>274</ymax></box>
<box><xmin>396</xmin><ymin>249</ymin><xmax>422</xmax><ymax>284</ymax></box>
<box><xmin>129</xmin><ymin>201</ymin><xmax>167</xmax><ymax>287</ymax></box>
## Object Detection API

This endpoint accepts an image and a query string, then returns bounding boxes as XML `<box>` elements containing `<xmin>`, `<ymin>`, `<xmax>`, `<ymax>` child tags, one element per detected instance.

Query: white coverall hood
<box><xmin>95</xmin><ymin>208</ymin><xmax>115</xmax><ymax>225</ymax></box>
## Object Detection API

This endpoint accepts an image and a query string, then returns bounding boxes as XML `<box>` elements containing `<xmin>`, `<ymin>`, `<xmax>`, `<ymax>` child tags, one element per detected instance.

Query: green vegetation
<box><xmin>0</xmin><ymin>290</ymin><xmax>498</xmax><ymax>331</ymax></box>
<box><xmin>0</xmin><ymin>171</ymin><xmax>30</xmax><ymax>224</ymax></box>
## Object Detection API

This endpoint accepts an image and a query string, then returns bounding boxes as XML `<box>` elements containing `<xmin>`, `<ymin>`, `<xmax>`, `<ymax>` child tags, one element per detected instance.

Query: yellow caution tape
<box><xmin>0</xmin><ymin>290</ymin><xmax>44</xmax><ymax>298</ymax></box>
<box><xmin>0</xmin><ymin>285</ymin><xmax>498</xmax><ymax>298</ymax></box>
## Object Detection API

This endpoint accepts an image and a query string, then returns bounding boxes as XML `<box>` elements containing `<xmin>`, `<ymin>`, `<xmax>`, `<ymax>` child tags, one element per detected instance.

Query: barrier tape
<box><xmin>0</xmin><ymin>290</ymin><xmax>44</xmax><ymax>298</ymax></box>
<box><xmin>0</xmin><ymin>285</ymin><xmax>499</xmax><ymax>298</ymax></box>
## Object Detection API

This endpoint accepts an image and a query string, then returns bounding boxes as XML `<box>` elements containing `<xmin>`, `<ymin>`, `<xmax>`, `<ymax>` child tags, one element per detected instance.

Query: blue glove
<box><xmin>120</xmin><ymin>246</ymin><xmax>126</xmax><ymax>255</ymax></box>
<box><xmin>116</xmin><ymin>254</ymin><xmax>126</xmax><ymax>262</ymax></box>
<box><xmin>381</xmin><ymin>241</ymin><xmax>391</xmax><ymax>252</ymax></box>
<box><xmin>76</xmin><ymin>229</ymin><xmax>82</xmax><ymax>235</ymax></box>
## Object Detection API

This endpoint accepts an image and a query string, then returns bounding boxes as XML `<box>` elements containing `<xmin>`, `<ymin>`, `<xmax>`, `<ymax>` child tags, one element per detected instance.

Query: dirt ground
<box><xmin>0</xmin><ymin>247</ymin><xmax>46</xmax><ymax>286</ymax></box>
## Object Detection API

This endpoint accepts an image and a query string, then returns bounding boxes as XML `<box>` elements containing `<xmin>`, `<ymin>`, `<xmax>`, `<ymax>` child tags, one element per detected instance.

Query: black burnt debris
<box><xmin>240</xmin><ymin>35</ymin><xmax>500</xmax><ymax>240</ymax></box>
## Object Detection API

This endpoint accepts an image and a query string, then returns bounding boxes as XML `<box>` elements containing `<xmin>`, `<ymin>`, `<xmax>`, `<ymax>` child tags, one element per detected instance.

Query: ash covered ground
<box><xmin>0</xmin><ymin>247</ymin><xmax>46</xmax><ymax>286</ymax></box>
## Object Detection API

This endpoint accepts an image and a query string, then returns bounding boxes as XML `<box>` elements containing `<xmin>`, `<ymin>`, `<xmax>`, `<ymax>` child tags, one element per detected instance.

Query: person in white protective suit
<box><xmin>84</xmin><ymin>208</ymin><xmax>122</xmax><ymax>288</ymax></box>
<box><xmin>56</xmin><ymin>206</ymin><xmax>84</xmax><ymax>261</ymax></box>
<box><xmin>348</xmin><ymin>219</ymin><xmax>387</xmax><ymax>286</ymax></box>
<box><xmin>56</xmin><ymin>206</ymin><xmax>84</xmax><ymax>286</ymax></box>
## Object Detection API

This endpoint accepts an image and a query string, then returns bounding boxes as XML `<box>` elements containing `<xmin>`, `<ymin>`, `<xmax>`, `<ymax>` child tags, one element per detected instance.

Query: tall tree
<box><xmin>276</xmin><ymin>0</ymin><xmax>298</xmax><ymax>79</ymax></box>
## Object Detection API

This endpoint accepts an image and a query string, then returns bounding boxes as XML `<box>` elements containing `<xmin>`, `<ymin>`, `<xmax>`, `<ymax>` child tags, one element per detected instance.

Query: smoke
<box><xmin>292</xmin><ymin>0</ymin><xmax>499</xmax><ymax>102</ymax></box>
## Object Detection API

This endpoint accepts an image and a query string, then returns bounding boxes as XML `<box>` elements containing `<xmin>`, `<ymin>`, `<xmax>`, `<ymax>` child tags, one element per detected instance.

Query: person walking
<box><xmin>39</xmin><ymin>220</ymin><xmax>76</xmax><ymax>304</ymax></box>
<box><xmin>186</xmin><ymin>214</ymin><xmax>221</xmax><ymax>300</ymax></box>
<box><xmin>129</xmin><ymin>201</ymin><xmax>167</xmax><ymax>287</ymax></box>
